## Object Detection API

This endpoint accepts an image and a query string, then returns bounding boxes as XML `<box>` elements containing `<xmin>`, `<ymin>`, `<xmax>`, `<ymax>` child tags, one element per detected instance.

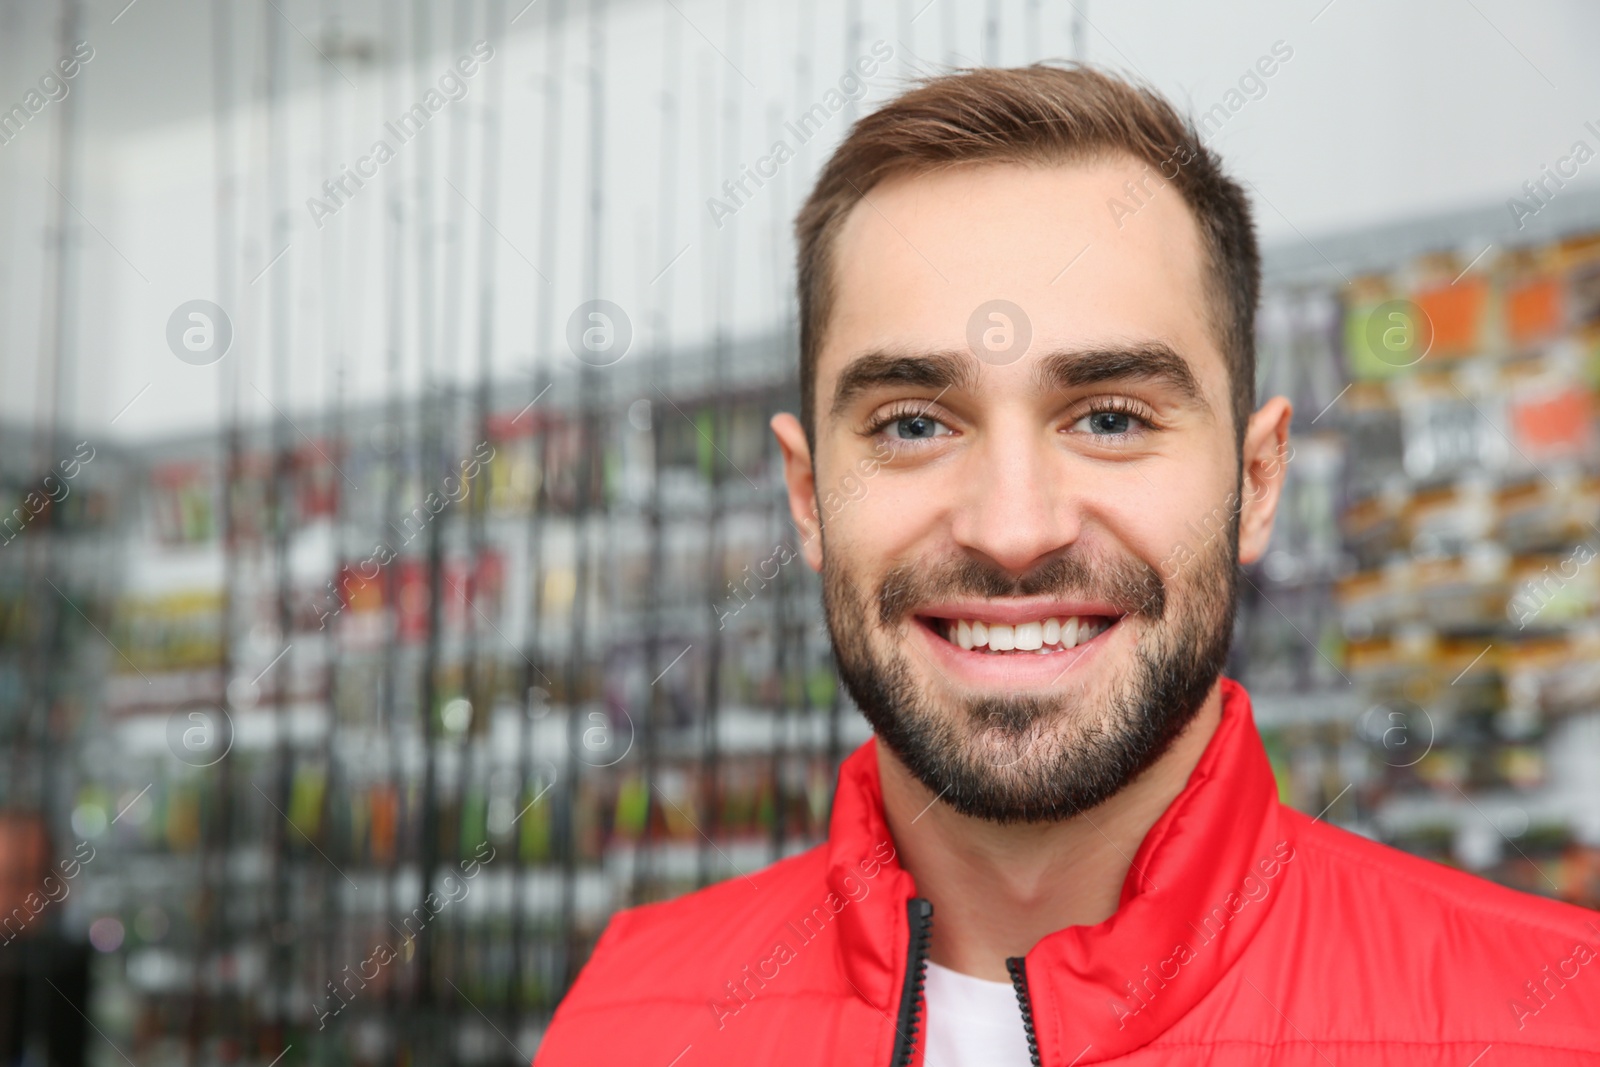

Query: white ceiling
<box><xmin>2</xmin><ymin>0</ymin><xmax>1599</xmax><ymax>441</ymax></box>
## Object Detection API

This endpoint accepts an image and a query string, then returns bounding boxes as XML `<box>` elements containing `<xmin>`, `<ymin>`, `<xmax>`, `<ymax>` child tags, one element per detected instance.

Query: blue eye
<box><xmin>891</xmin><ymin>415</ymin><xmax>947</xmax><ymax>440</ymax></box>
<box><xmin>865</xmin><ymin>408</ymin><xmax>954</xmax><ymax>445</ymax></box>
<box><xmin>1069</xmin><ymin>405</ymin><xmax>1150</xmax><ymax>438</ymax></box>
<box><xmin>1087</xmin><ymin>411</ymin><xmax>1132</xmax><ymax>435</ymax></box>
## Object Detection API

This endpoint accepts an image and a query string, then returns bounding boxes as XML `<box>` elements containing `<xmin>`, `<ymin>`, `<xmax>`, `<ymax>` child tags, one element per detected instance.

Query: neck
<box><xmin>877</xmin><ymin>681</ymin><xmax>1225</xmax><ymax>981</ymax></box>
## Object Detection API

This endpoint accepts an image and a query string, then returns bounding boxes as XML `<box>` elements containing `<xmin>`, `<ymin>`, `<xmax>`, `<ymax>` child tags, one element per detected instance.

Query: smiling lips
<box><xmin>920</xmin><ymin>613</ymin><xmax>1120</xmax><ymax>654</ymax></box>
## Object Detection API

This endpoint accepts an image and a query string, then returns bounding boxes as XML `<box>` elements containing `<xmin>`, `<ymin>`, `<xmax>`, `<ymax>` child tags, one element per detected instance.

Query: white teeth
<box><xmin>936</xmin><ymin>614</ymin><xmax>1113</xmax><ymax>653</ymax></box>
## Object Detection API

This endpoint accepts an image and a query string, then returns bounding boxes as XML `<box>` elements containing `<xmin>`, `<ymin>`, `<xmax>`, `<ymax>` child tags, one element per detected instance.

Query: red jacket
<box><xmin>536</xmin><ymin>678</ymin><xmax>1600</xmax><ymax>1065</ymax></box>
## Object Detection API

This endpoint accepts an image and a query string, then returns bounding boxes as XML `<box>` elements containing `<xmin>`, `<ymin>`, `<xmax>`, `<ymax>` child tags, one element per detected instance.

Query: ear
<box><xmin>1236</xmin><ymin>395</ymin><xmax>1294</xmax><ymax>567</ymax></box>
<box><xmin>770</xmin><ymin>413</ymin><xmax>824</xmax><ymax>573</ymax></box>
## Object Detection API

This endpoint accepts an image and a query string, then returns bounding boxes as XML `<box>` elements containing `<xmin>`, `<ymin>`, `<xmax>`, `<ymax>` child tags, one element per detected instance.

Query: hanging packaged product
<box><xmin>1494</xmin><ymin>744</ymin><xmax>1546</xmax><ymax>790</ymax></box>
<box><xmin>1341</xmin><ymin>625</ymin><xmax>1434</xmax><ymax>694</ymax></box>
<box><xmin>225</xmin><ymin>449</ymin><xmax>273</xmax><ymax>543</ymax></box>
<box><xmin>1405</xmin><ymin>478</ymin><xmax>1495</xmax><ymax>559</ymax></box>
<box><xmin>1433</xmin><ymin>637</ymin><xmax>1502</xmax><ymax>714</ymax></box>
<box><xmin>466</xmin><ymin>547</ymin><xmax>506</xmax><ymax>627</ymax></box>
<box><xmin>1343</xmin><ymin>274</ymin><xmax>1429</xmax><ymax>381</ymax></box>
<box><xmin>1504</xmin><ymin>345</ymin><xmax>1597</xmax><ymax>468</ymax></box>
<box><xmin>332</xmin><ymin>560</ymin><xmax>385</xmax><ymax>616</ymax></box>
<box><xmin>1336</xmin><ymin>563</ymin><xmax>1418</xmax><ymax>637</ymax></box>
<box><xmin>521</xmin><ymin>783</ymin><xmax>560</xmax><ymax>870</ymax></box>
<box><xmin>346</xmin><ymin>783</ymin><xmax>370</xmax><ymax>865</ymax></box>
<box><xmin>1415</xmin><ymin>549</ymin><xmax>1510</xmax><ymax>633</ymax></box>
<box><xmin>714</xmin><ymin>758</ymin><xmax>758</xmax><ymax>839</ymax></box>
<box><xmin>1505</xmin><ymin>547</ymin><xmax>1600</xmax><ymax>632</ymax></box>
<box><xmin>496</xmin><ymin>439</ymin><xmax>541</xmax><ymax>516</ymax></box>
<box><xmin>164</xmin><ymin>780</ymin><xmax>202</xmax><ymax>853</ymax></box>
<box><xmin>575</xmin><ymin>777</ymin><xmax>607</xmax><ymax>862</ymax></box>
<box><xmin>612</xmin><ymin>774</ymin><xmax>649</xmax><ymax>841</ymax></box>
<box><xmin>394</xmin><ymin>557</ymin><xmax>480</xmax><ymax>643</ymax></box>
<box><xmin>1272</xmin><ymin>432</ymin><xmax>1345</xmax><ymax>577</ymax></box>
<box><xmin>294</xmin><ymin>441</ymin><xmax>342</xmax><ymax>520</ymax></box>
<box><xmin>150</xmin><ymin>460</ymin><xmax>219</xmax><ymax>545</ymax></box>
<box><xmin>369</xmin><ymin>784</ymin><xmax>399</xmax><ymax>865</ymax></box>
<box><xmin>1341</xmin><ymin>489</ymin><xmax>1406</xmax><ymax>571</ymax></box>
<box><xmin>653</xmin><ymin>766</ymin><xmax>698</xmax><ymax>843</ymax></box>
<box><xmin>114</xmin><ymin>590</ymin><xmax>224</xmax><ymax>675</ymax></box>
<box><xmin>1561</xmin><ymin>233</ymin><xmax>1600</xmax><ymax>329</ymax></box>
<box><xmin>458</xmin><ymin>787</ymin><xmax>488</xmax><ymax>860</ymax></box>
<box><xmin>1412</xmin><ymin>275</ymin><xmax>1490</xmax><ymax>362</ymax></box>
<box><xmin>287</xmin><ymin>764</ymin><xmax>327</xmax><ymax>843</ymax></box>
<box><xmin>540</xmin><ymin>414</ymin><xmax>588</xmax><ymax>514</ymax></box>
<box><xmin>1336</xmin><ymin>382</ymin><xmax>1405</xmax><ymax>501</ymax></box>
<box><xmin>1502</xmin><ymin>245</ymin><xmax>1566</xmax><ymax>351</ymax></box>
<box><xmin>1412</xmin><ymin>745</ymin><xmax>1470</xmax><ymax>792</ymax></box>
<box><xmin>1395</xmin><ymin>370</ymin><xmax>1509</xmax><ymax>482</ymax></box>
<box><xmin>1494</xmin><ymin>474</ymin><xmax>1600</xmax><ymax>555</ymax></box>
<box><xmin>0</xmin><ymin>813</ymin><xmax>49</xmax><ymax>937</ymax></box>
<box><xmin>1559</xmin><ymin>844</ymin><xmax>1600</xmax><ymax>909</ymax></box>
<box><xmin>1505</xmin><ymin>631</ymin><xmax>1600</xmax><ymax>719</ymax></box>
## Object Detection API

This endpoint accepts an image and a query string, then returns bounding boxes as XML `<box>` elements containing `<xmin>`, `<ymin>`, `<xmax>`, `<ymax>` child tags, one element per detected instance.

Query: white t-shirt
<box><xmin>921</xmin><ymin>960</ymin><xmax>1035</xmax><ymax>1067</ymax></box>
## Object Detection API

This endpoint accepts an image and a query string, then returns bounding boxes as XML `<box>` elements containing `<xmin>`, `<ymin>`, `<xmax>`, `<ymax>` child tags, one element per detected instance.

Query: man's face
<box><xmin>773</xmin><ymin>157</ymin><xmax>1289</xmax><ymax>823</ymax></box>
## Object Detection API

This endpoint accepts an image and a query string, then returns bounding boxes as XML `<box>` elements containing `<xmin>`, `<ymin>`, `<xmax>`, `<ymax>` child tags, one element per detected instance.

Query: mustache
<box><xmin>878</xmin><ymin>551</ymin><xmax>1165</xmax><ymax>628</ymax></box>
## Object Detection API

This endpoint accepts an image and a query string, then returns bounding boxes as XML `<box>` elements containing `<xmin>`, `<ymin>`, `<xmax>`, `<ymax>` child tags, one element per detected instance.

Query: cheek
<box><xmin>1104</xmin><ymin>465</ymin><xmax>1235</xmax><ymax>579</ymax></box>
<box><xmin>831</xmin><ymin>477</ymin><xmax>935</xmax><ymax>560</ymax></box>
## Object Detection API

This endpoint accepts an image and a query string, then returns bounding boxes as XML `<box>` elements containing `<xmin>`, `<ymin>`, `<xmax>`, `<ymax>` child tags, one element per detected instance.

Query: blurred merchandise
<box><xmin>1247</xmin><ymin>222</ymin><xmax>1600</xmax><ymax>922</ymax></box>
<box><xmin>4</xmin><ymin>348</ymin><xmax>867</xmax><ymax>1063</ymax></box>
<box><xmin>0</xmin><ymin>1</ymin><xmax>1597</xmax><ymax>1057</ymax></box>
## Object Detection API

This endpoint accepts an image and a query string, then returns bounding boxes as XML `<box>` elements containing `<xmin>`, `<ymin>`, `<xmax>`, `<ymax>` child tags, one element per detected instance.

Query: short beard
<box><xmin>821</xmin><ymin>522</ymin><xmax>1239</xmax><ymax>824</ymax></box>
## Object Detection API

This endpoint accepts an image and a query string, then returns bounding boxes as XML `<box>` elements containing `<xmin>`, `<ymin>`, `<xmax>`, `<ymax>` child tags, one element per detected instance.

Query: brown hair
<box><xmin>794</xmin><ymin>63</ymin><xmax>1259</xmax><ymax>454</ymax></box>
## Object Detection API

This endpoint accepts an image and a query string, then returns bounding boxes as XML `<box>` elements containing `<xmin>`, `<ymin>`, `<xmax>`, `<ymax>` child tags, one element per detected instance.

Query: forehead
<box><xmin>819</xmin><ymin>157</ymin><xmax>1223</xmax><ymax>406</ymax></box>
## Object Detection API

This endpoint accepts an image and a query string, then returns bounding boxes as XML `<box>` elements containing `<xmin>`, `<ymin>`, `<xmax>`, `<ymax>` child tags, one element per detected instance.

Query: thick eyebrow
<box><xmin>827</xmin><ymin>350</ymin><xmax>982</xmax><ymax>419</ymax></box>
<box><xmin>826</xmin><ymin>342</ymin><xmax>1210</xmax><ymax>419</ymax></box>
<box><xmin>1033</xmin><ymin>343</ymin><xmax>1209</xmax><ymax>415</ymax></box>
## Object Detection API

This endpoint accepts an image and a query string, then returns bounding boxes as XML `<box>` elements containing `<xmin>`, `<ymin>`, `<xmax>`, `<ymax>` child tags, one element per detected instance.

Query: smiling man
<box><xmin>535</xmin><ymin>65</ymin><xmax>1599</xmax><ymax>1066</ymax></box>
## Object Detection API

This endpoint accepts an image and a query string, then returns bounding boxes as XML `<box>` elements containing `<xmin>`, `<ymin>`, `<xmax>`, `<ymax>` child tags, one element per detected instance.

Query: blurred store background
<box><xmin>3</xmin><ymin>0</ymin><xmax>1600</xmax><ymax>1063</ymax></box>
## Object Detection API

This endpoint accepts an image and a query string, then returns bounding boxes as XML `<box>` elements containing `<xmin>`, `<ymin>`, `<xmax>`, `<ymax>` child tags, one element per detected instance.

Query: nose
<box><xmin>947</xmin><ymin>421</ymin><xmax>1081</xmax><ymax>576</ymax></box>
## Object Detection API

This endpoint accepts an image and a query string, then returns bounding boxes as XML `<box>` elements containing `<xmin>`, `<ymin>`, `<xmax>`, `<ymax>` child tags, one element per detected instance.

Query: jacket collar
<box><xmin>825</xmin><ymin>677</ymin><xmax>1284</xmax><ymax>1063</ymax></box>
